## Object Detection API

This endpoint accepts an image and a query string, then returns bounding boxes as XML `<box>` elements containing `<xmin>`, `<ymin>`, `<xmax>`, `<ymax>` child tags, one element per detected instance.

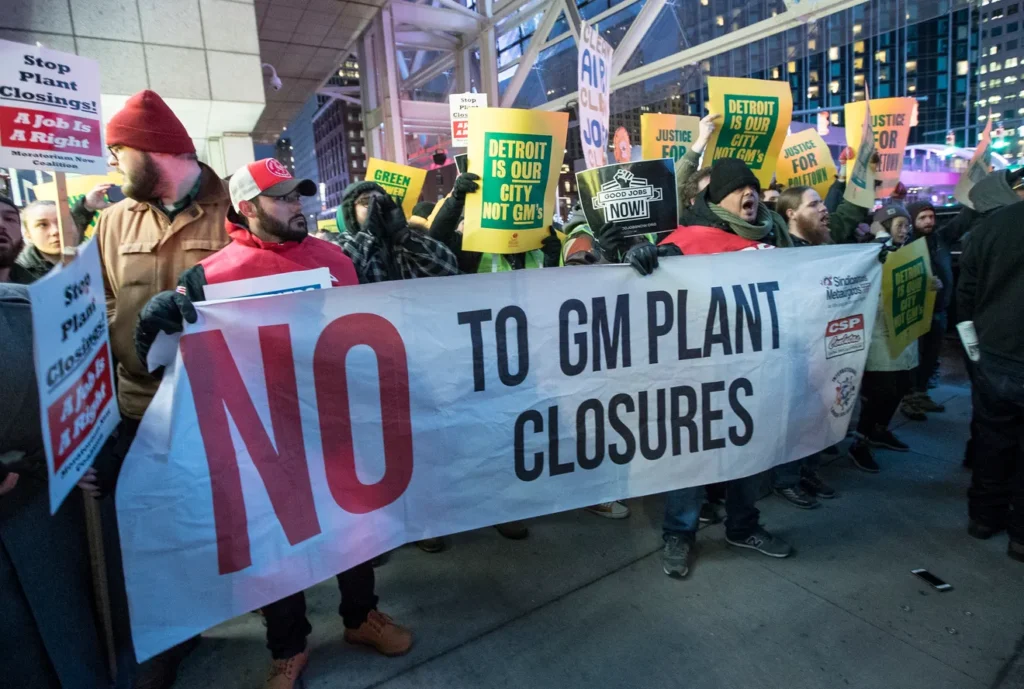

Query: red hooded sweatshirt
<box><xmin>200</xmin><ymin>219</ymin><xmax>359</xmax><ymax>288</ymax></box>
<box><xmin>658</xmin><ymin>224</ymin><xmax>776</xmax><ymax>256</ymax></box>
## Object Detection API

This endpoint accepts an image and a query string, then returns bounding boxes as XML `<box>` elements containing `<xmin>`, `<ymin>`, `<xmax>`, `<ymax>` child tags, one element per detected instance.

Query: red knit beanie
<box><xmin>106</xmin><ymin>90</ymin><xmax>195</xmax><ymax>155</ymax></box>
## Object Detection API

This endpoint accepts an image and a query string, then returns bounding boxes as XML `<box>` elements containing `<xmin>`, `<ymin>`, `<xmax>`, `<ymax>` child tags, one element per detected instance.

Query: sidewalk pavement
<box><xmin>175</xmin><ymin>373</ymin><xmax>1024</xmax><ymax>689</ymax></box>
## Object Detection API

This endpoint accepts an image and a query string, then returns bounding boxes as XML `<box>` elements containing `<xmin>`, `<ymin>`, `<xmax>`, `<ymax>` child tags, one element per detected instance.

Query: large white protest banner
<box><xmin>117</xmin><ymin>245</ymin><xmax>881</xmax><ymax>660</ymax></box>
<box><xmin>0</xmin><ymin>39</ymin><xmax>106</xmax><ymax>174</ymax></box>
<box><xmin>29</xmin><ymin>239</ymin><xmax>120</xmax><ymax>512</ymax></box>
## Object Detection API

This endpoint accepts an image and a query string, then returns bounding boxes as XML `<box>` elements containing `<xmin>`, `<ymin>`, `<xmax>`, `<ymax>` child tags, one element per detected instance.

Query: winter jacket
<box><xmin>332</xmin><ymin>181</ymin><xmax>460</xmax><ymax>282</ymax></box>
<box><xmin>0</xmin><ymin>284</ymin><xmax>43</xmax><ymax>474</ymax></box>
<box><xmin>13</xmin><ymin>243</ymin><xmax>57</xmax><ymax>283</ymax></box>
<box><xmin>95</xmin><ymin>163</ymin><xmax>230</xmax><ymax>419</ymax></box>
<box><xmin>957</xmin><ymin>198</ymin><xmax>1024</xmax><ymax>364</ymax></box>
<box><xmin>175</xmin><ymin>219</ymin><xmax>359</xmax><ymax>302</ymax></box>
<box><xmin>661</xmin><ymin>190</ymin><xmax>787</xmax><ymax>254</ymax></box>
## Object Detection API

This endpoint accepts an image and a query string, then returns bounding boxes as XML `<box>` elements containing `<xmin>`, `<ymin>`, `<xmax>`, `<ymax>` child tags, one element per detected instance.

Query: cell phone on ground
<box><xmin>912</xmin><ymin>569</ymin><xmax>952</xmax><ymax>591</ymax></box>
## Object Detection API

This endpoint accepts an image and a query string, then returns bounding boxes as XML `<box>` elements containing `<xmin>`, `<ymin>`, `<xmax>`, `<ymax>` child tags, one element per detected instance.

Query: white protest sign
<box><xmin>117</xmin><ymin>244</ymin><xmax>881</xmax><ymax>661</ymax></box>
<box><xmin>578</xmin><ymin>23</ymin><xmax>612</xmax><ymax>168</ymax></box>
<box><xmin>29</xmin><ymin>239</ymin><xmax>120</xmax><ymax>512</ymax></box>
<box><xmin>0</xmin><ymin>39</ymin><xmax>106</xmax><ymax>174</ymax></box>
<box><xmin>449</xmin><ymin>92</ymin><xmax>487</xmax><ymax>148</ymax></box>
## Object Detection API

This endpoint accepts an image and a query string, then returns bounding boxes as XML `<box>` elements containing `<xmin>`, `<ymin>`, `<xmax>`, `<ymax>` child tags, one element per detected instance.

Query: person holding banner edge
<box><xmin>134</xmin><ymin>159</ymin><xmax>413</xmax><ymax>689</ymax></box>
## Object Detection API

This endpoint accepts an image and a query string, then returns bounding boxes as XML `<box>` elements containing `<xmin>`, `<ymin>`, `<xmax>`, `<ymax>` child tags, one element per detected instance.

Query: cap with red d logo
<box><xmin>229</xmin><ymin>158</ymin><xmax>317</xmax><ymax>212</ymax></box>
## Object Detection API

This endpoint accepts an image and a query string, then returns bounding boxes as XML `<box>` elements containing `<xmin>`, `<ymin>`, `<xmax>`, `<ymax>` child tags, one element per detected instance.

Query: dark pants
<box><xmin>262</xmin><ymin>562</ymin><xmax>378</xmax><ymax>659</ymax></box>
<box><xmin>663</xmin><ymin>473</ymin><xmax>762</xmax><ymax>542</ymax></box>
<box><xmin>968</xmin><ymin>354</ymin><xmax>1024</xmax><ymax>542</ymax></box>
<box><xmin>857</xmin><ymin>370</ymin><xmax>913</xmax><ymax>435</ymax></box>
<box><xmin>913</xmin><ymin>313</ymin><xmax>947</xmax><ymax>392</ymax></box>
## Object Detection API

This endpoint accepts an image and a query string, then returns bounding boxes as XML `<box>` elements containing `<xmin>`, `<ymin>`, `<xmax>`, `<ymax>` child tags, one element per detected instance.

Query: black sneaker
<box><xmin>772</xmin><ymin>485</ymin><xmax>820</xmax><ymax>509</ymax></box>
<box><xmin>800</xmin><ymin>471</ymin><xmax>837</xmax><ymax>499</ymax></box>
<box><xmin>900</xmin><ymin>397</ymin><xmax>927</xmax><ymax>421</ymax></box>
<box><xmin>699</xmin><ymin>500</ymin><xmax>726</xmax><ymax>524</ymax></box>
<box><xmin>726</xmin><ymin>527</ymin><xmax>792</xmax><ymax>558</ymax></box>
<box><xmin>849</xmin><ymin>442</ymin><xmax>880</xmax><ymax>473</ymax></box>
<box><xmin>868</xmin><ymin>428</ymin><xmax>910</xmax><ymax>452</ymax></box>
<box><xmin>967</xmin><ymin>520</ymin><xmax>1003</xmax><ymax>540</ymax></box>
<box><xmin>662</xmin><ymin>535</ymin><xmax>692</xmax><ymax>578</ymax></box>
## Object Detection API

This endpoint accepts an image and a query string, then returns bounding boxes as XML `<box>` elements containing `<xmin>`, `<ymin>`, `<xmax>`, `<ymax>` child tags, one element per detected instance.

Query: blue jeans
<box><xmin>663</xmin><ymin>473</ymin><xmax>762</xmax><ymax>542</ymax></box>
<box><xmin>771</xmin><ymin>453</ymin><xmax>822</xmax><ymax>490</ymax></box>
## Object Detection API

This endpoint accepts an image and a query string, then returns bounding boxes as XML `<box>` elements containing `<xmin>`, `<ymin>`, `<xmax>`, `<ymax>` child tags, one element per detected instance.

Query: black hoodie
<box><xmin>957</xmin><ymin>197</ymin><xmax>1024</xmax><ymax>364</ymax></box>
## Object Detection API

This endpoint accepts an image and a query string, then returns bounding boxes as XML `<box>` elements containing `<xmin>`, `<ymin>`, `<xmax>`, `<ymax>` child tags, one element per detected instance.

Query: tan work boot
<box><xmin>344</xmin><ymin>610</ymin><xmax>413</xmax><ymax>656</ymax></box>
<box><xmin>265</xmin><ymin>650</ymin><xmax>308</xmax><ymax>689</ymax></box>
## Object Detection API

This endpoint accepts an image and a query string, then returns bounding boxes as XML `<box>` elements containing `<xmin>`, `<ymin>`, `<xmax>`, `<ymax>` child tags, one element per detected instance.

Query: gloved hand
<box><xmin>135</xmin><ymin>290</ymin><xmax>196</xmax><ymax>370</ymax></box>
<box><xmin>891</xmin><ymin>181</ymin><xmax>908</xmax><ymax>201</ymax></box>
<box><xmin>625</xmin><ymin>243</ymin><xmax>659</xmax><ymax>276</ymax></box>
<box><xmin>838</xmin><ymin>146</ymin><xmax>855</xmax><ymax>164</ymax></box>
<box><xmin>595</xmin><ymin>222</ymin><xmax>627</xmax><ymax>262</ymax></box>
<box><xmin>541</xmin><ymin>226</ymin><xmax>562</xmax><ymax>267</ymax></box>
<box><xmin>878</xmin><ymin>243</ymin><xmax>897</xmax><ymax>264</ymax></box>
<box><xmin>367</xmin><ymin>194</ymin><xmax>410</xmax><ymax>246</ymax></box>
<box><xmin>452</xmin><ymin>172</ymin><xmax>480</xmax><ymax>202</ymax></box>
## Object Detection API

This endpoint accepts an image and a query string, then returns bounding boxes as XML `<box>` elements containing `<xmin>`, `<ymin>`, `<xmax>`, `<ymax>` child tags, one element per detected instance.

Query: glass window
<box><xmin>993</xmin><ymin>26</ymin><xmax>1003</xmax><ymax>37</ymax></box>
<box><xmin>854</xmin><ymin>40</ymin><xmax>865</xmax><ymax>53</ymax></box>
<box><xmin>1011</xmin><ymin>4</ymin><xmax>1020</xmax><ymax>14</ymax></box>
<box><xmin>1009</xmin><ymin>22</ymin><xmax>1020</xmax><ymax>32</ymax></box>
<box><xmin>938</xmin><ymin>56</ymin><xmax>948</xmax><ymax>70</ymax></box>
<box><xmin>829</xmin><ymin>46</ymin><xmax>840</xmax><ymax>60</ymax></box>
<box><xmin>877</xmin><ymin>83</ymin><xmax>891</xmax><ymax>97</ymax></box>
<box><xmin>957</xmin><ymin>60</ymin><xmax>969</xmax><ymax>75</ymax></box>
<box><xmin>907</xmin><ymin>60</ymin><xmax>918</xmax><ymax>72</ymax></box>
<box><xmin>1009</xmin><ymin>39</ymin><xmax>1020</xmax><ymax>49</ymax></box>
<box><xmin>1007</xmin><ymin>57</ymin><xmax>1020</xmax><ymax>68</ymax></box>
<box><xmin>938</xmin><ymin>74</ymin><xmax>948</xmax><ymax>90</ymax></box>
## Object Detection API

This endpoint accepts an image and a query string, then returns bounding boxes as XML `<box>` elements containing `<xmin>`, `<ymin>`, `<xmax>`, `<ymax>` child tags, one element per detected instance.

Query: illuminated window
<box><xmin>993</xmin><ymin>78</ymin><xmax>1003</xmax><ymax>87</ymax></box>
<box><xmin>906</xmin><ymin>60</ymin><xmax>917</xmax><ymax>71</ymax></box>
<box><xmin>788</xmin><ymin>60</ymin><xmax>797</xmax><ymax>73</ymax></box>
<box><xmin>981</xmin><ymin>65</ymin><xmax>988</xmax><ymax>74</ymax></box>
<box><xmin>829</xmin><ymin>46</ymin><xmax>840</xmax><ymax>60</ymax></box>
<box><xmin>1007</xmin><ymin>57</ymin><xmax>1020</xmax><ymax>68</ymax></box>
<box><xmin>876</xmin><ymin>50</ymin><xmax>888</xmax><ymax>63</ymax></box>
<box><xmin>854</xmin><ymin>73</ymin><xmax>865</xmax><ymax>86</ymax></box>
<box><xmin>808</xmin><ymin>86</ymin><xmax>820</xmax><ymax>97</ymax></box>
<box><xmin>981</xmin><ymin>82</ymin><xmax>988</xmax><ymax>91</ymax></box>
<box><xmin>772</xmin><ymin>67</ymin><xmax>780</xmax><ymax>79</ymax></box>
<box><xmin>957</xmin><ymin>60</ymin><xmax>969</xmax><ymax>76</ymax></box>
<box><xmin>1007</xmin><ymin>75</ymin><xmax>1019</xmax><ymax>84</ymax></box>
<box><xmin>991</xmin><ymin>46</ymin><xmax>999</xmax><ymax>55</ymax></box>
<box><xmin>854</xmin><ymin>57</ymin><xmax>864</xmax><ymax>69</ymax></box>
<box><xmin>991</xmin><ymin>95</ymin><xmax>1003</xmax><ymax>104</ymax></box>
<box><xmin>830</xmin><ymin>80</ymin><xmax>841</xmax><ymax>94</ymax></box>
<box><xmin>808</xmin><ymin>39</ymin><xmax>817</xmax><ymax>50</ymax></box>
<box><xmin>853</xmin><ymin>24</ymin><xmax>862</xmax><ymax>35</ymax></box>
<box><xmin>980</xmin><ymin>98</ymin><xmax>988</xmax><ymax>106</ymax></box>
<box><xmin>991</xmin><ymin>61</ymin><xmax>1002</xmax><ymax>71</ymax></box>
<box><xmin>908</xmin><ymin>84</ymin><xmax>917</xmax><ymax>93</ymax></box>
<box><xmin>700</xmin><ymin>0</ymin><xmax>708</xmax><ymax>5</ymax></box>
<box><xmin>716</xmin><ymin>15</ymin><xmax>724</xmax><ymax>26</ymax></box>
<box><xmin>854</xmin><ymin>41</ymin><xmax>865</xmax><ymax>53</ymax></box>
<box><xmin>831</xmin><ymin>112</ymin><xmax>840</xmax><ymax>125</ymax></box>
<box><xmin>809</xmin><ymin>70</ymin><xmax>819</xmax><ymax>84</ymax></box>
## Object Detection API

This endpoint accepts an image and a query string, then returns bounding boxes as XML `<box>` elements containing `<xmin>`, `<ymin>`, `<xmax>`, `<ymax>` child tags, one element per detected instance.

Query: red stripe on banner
<box><xmin>0</xmin><ymin>105</ymin><xmax>103</xmax><ymax>157</ymax></box>
<box><xmin>47</xmin><ymin>342</ymin><xmax>114</xmax><ymax>472</ymax></box>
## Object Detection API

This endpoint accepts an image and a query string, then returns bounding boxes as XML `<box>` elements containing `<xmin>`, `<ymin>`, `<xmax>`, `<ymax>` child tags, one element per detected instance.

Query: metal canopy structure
<box><xmin>285</xmin><ymin>0</ymin><xmax>872</xmax><ymax>162</ymax></box>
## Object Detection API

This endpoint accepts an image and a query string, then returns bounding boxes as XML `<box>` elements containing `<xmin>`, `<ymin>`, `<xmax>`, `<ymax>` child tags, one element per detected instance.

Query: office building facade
<box><xmin>978</xmin><ymin>0</ymin><xmax>1024</xmax><ymax>161</ymax></box>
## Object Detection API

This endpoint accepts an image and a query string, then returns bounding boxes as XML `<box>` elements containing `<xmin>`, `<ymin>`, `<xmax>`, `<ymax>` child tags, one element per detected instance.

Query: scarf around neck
<box><xmin>709</xmin><ymin>202</ymin><xmax>793</xmax><ymax>248</ymax></box>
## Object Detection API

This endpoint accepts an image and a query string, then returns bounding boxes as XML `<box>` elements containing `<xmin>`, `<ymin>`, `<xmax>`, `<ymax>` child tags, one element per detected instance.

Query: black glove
<box><xmin>135</xmin><ymin>290</ymin><xmax>196</xmax><ymax>370</ymax></box>
<box><xmin>659</xmin><ymin>243</ymin><xmax>683</xmax><ymax>258</ymax></box>
<box><xmin>367</xmin><ymin>194</ymin><xmax>410</xmax><ymax>246</ymax></box>
<box><xmin>541</xmin><ymin>227</ymin><xmax>562</xmax><ymax>267</ymax></box>
<box><xmin>452</xmin><ymin>172</ymin><xmax>480</xmax><ymax>202</ymax></box>
<box><xmin>595</xmin><ymin>222</ymin><xmax>627</xmax><ymax>262</ymax></box>
<box><xmin>625</xmin><ymin>243</ymin><xmax>659</xmax><ymax>276</ymax></box>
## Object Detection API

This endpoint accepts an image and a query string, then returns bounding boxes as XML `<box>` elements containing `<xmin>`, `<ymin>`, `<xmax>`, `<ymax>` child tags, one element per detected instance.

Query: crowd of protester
<box><xmin>2</xmin><ymin>89</ymin><xmax>1023</xmax><ymax>689</ymax></box>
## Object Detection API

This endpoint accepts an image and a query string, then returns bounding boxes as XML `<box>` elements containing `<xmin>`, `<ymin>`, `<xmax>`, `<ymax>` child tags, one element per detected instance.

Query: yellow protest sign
<box><xmin>776</xmin><ymin>129</ymin><xmax>836</xmax><ymax>200</ymax></box>
<box><xmin>641</xmin><ymin>114</ymin><xmax>701</xmax><ymax>164</ymax></box>
<box><xmin>365</xmin><ymin>158</ymin><xmax>427</xmax><ymax>219</ymax></box>
<box><xmin>844</xmin><ymin>97</ymin><xmax>915</xmax><ymax>198</ymax></box>
<box><xmin>881</xmin><ymin>239</ymin><xmax>936</xmax><ymax>358</ymax></box>
<box><xmin>463</xmin><ymin>107</ymin><xmax>568</xmax><ymax>254</ymax></box>
<box><xmin>31</xmin><ymin>172</ymin><xmax>121</xmax><ymax>238</ymax></box>
<box><xmin>703</xmin><ymin>77</ymin><xmax>793</xmax><ymax>188</ymax></box>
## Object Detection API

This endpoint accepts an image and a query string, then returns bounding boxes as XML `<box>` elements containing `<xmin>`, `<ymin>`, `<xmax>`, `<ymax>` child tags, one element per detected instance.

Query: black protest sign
<box><xmin>455</xmin><ymin>153</ymin><xmax>468</xmax><ymax>174</ymax></box>
<box><xmin>575</xmin><ymin>159</ymin><xmax>677</xmax><ymax>237</ymax></box>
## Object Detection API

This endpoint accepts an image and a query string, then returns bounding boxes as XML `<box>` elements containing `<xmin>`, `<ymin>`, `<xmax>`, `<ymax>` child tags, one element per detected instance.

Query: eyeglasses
<box><xmin>107</xmin><ymin>145</ymin><xmax>124</xmax><ymax>160</ymax></box>
<box><xmin>273</xmin><ymin>192</ymin><xmax>303</xmax><ymax>204</ymax></box>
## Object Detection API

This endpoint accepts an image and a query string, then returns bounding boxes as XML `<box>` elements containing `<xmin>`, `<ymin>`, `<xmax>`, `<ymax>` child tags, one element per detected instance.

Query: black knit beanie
<box><xmin>338</xmin><ymin>181</ymin><xmax>387</xmax><ymax>233</ymax></box>
<box><xmin>906</xmin><ymin>201</ymin><xmax>935</xmax><ymax>226</ymax></box>
<box><xmin>707</xmin><ymin>158</ymin><xmax>761</xmax><ymax>204</ymax></box>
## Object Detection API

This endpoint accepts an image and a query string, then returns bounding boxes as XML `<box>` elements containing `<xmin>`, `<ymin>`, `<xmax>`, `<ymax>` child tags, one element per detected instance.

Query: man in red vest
<box><xmin>134</xmin><ymin>159</ymin><xmax>412</xmax><ymax>689</ymax></box>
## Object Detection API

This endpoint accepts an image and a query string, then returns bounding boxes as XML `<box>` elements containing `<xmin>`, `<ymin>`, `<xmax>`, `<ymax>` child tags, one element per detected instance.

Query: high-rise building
<box><xmin>313</xmin><ymin>60</ymin><xmax>366</xmax><ymax>214</ymax></box>
<box><xmin>274</xmin><ymin>138</ymin><xmax>295</xmax><ymax>177</ymax></box>
<box><xmin>977</xmin><ymin>0</ymin><xmax>1024</xmax><ymax>161</ymax></box>
<box><xmin>281</xmin><ymin>93</ymin><xmax>324</xmax><ymax>223</ymax></box>
<box><xmin>531</xmin><ymin>1</ymin><xmax>980</xmax><ymax>164</ymax></box>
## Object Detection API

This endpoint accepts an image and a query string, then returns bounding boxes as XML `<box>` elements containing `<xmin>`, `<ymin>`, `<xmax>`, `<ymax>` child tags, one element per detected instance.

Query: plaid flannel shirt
<box><xmin>336</xmin><ymin>229</ymin><xmax>460</xmax><ymax>283</ymax></box>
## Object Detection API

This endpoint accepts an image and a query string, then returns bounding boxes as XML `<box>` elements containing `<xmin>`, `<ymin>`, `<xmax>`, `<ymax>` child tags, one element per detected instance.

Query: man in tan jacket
<box><xmin>80</xmin><ymin>89</ymin><xmax>229</xmax><ymax>689</ymax></box>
